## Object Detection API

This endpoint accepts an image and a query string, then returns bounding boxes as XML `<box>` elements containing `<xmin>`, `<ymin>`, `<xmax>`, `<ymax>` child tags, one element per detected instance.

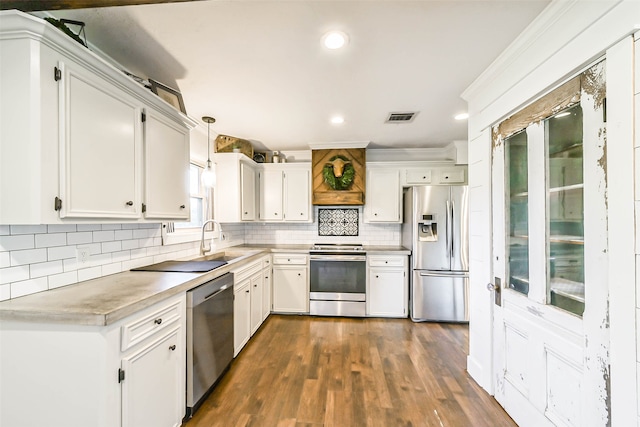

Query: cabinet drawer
<box><xmin>438</xmin><ymin>169</ymin><xmax>465</xmax><ymax>183</ymax></box>
<box><xmin>232</xmin><ymin>259</ymin><xmax>262</xmax><ymax>282</ymax></box>
<box><xmin>121</xmin><ymin>299</ymin><xmax>182</xmax><ymax>351</ymax></box>
<box><xmin>262</xmin><ymin>256</ymin><xmax>271</xmax><ymax>269</ymax></box>
<box><xmin>368</xmin><ymin>256</ymin><xmax>405</xmax><ymax>267</ymax></box>
<box><xmin>406</xmin><ymin>169</ymin><xmax>432</xmax><ymax>184</ymax></box>
<box><xmin>273</xmin><ymin>254</ymin><xmax>308</xmax><ymax>265</ymax></box>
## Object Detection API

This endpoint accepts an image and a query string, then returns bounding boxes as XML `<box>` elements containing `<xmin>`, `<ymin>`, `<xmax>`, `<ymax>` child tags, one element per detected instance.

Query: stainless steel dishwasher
<box><xmin>185</xmin><ymin>272</ymin><xmax>234</xmax><ymax>417</ymax></box>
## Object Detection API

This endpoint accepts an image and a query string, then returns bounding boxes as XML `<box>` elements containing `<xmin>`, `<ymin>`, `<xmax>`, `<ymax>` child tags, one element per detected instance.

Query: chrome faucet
<box><xmin>200</xmin><ymin>219</ymin><xmax>223</xmax><ymax>256</ymax></box>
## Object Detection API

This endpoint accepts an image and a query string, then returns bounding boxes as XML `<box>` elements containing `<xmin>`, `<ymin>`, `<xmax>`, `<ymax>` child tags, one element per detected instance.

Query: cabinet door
<box><xmin>233</xmin><ymin>282</ymin><xmax>251</xmax><ymax>356</ymax></box>
<box><xmin>144</xmin><ymin>110</ymin><xmax>190</xmax><ymax>219</ymax></box>
<box><xmin>121</xmin><ymin>327</ymin><xmax>182</xmax><ymax>427</ymax></box>
<box><xmin>272</xmin><ymin>265</ymin><xmax>308</xmax><ymax>313</ymax></box>
<box><xmin>368</xmin><ymin>268</ymin><xmax>407</xmax><ymax>317</ymax></box>
<box><xmin>250</xmin><ymin>272</ymin><xmax>263</xmax><ymax>335</ymax></box>
<box><xmin>284</xmin><ymin>169</ymin><xmax>310</xmax><ymax>221</ymax></box>
<box><xmin>241</xmin><ymin>163</ymin><xmax>256</xmax><ymax>221</ymax></box>
<box><xmin>262</xmin><ymin>266</ymin><xmax>271</xmax><ymax>321</ymax></box>
<box><xmin>259</xmin><ymin>169</ymin><xmax>283</xmax><ymax>221</ymax></box>
<box><xmin>59</xmin><ymin>61</ymin><xmax>141</xmax><ymax>219</ymax></box>
<box><xmin>365</xmin><ymin>169</ymin><xmax>401</xmax><ymax>222</ymax></box>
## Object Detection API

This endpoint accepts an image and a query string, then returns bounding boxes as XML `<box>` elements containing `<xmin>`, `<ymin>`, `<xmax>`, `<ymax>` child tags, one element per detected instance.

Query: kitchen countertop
<box><xmin>0</xmin><ymin>244</ymin><xmax>410</xmax><ymax>326</ymax></box>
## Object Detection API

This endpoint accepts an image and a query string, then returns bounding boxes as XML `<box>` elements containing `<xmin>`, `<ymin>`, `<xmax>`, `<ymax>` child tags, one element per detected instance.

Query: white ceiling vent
<box><xmin>386</xmin><ymin>112</ymin><xmax>417</xmax><ymax>123</ymax></box>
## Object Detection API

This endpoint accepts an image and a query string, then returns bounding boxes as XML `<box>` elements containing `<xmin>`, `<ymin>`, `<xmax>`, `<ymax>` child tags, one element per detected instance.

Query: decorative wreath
<box><xmin>323</xmin><ymin>155</ymin><xmax>356</xmax><ymax>190</ymax></box>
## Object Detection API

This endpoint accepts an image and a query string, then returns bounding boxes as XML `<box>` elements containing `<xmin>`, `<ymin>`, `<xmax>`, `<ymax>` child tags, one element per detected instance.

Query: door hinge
<box><xmin>54</xmin><ymin>197</ymin><xmax>62</xmax><ymax>211</ymax></box>
<box><xmin>54</xmin><ymin>66</ymin><xmax>62</xmax><ymax>81</ymax></box>
<box><xmin>141</xmin><ymin>112</ymin><xmax>146</xmax><ymax>122</ymax></box>
<box><xmin>118</xmin><ymin>368</ymin><xmax>125</xmax><ymax>383</ymax></box>
<box><xmin>142</xmin><ymin>203</ymin><xmax>147</xmax><ymax>213</ymax></box>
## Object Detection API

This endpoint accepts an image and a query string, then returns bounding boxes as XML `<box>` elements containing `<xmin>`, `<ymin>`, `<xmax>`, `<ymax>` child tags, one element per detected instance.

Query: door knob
<box><xmin>487</xmin><ymin>282</ymin><xmax>499</xmax><ymax>292</ymax></box>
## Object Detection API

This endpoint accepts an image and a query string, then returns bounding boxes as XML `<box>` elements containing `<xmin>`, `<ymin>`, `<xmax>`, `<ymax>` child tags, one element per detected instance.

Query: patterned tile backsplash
<box><xmin>318</xmin><ymin>208</ymin><xmax>359</xmax><ymax>236</ymax></box>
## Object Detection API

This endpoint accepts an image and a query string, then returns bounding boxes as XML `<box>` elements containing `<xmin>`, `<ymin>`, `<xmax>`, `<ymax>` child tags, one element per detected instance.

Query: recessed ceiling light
<box><xmin>331</xmin><ymin>116</ymin><xmax>345</xmax><ymax>124</ymax></box>
<box><xmin>322</xmin><ymin>31</ymin><xmax>348</xmax><ymax>49</ymax></box>
<box><xmin>454</xmin><ymin>113</ymin><xmax>469</xmax><ymax>121</ymax></box>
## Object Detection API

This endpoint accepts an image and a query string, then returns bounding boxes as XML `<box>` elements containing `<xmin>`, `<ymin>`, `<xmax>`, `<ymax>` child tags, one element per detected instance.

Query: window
<box><xmin>506</xmin><ymin>131</ymin><xmax>529</xmax><ymax>295</ymax></box>
<box><xmin>497</xmin><ymin>60</ymin><xmax>605</xmax><ymax>317</ymax></box>
<box><xmin>162</xmin><ymin>163</ymin><xmax>212</xmax><ymax>245</ymax></box>
<box><xmin>175</xmin><ymin>164</ymin><xmax>209</xmax><ymax>229</ymax></box>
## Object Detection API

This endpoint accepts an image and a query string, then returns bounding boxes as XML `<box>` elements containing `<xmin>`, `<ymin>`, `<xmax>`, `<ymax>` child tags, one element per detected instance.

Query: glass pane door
<box><xmin>545</xmin><ymin>104</ymin><xmax>584</xmax><ymax>316</ymax></box>
<box><xmin>505</xmin><ymin>131</ymin><xmax>529</xmax><ymax>295</ymax></box>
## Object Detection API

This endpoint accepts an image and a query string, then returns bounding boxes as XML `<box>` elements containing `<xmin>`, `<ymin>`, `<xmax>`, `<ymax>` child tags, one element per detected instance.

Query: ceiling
<box><xmin>47</xmin><ymin>0</ymin><xmax>550</xmax><ymax>152</ymax></box>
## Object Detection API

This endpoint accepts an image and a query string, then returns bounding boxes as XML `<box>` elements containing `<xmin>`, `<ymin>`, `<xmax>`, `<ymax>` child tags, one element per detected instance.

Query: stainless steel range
<box><xmin>309</xmin><ymin>243</ymin><xmax>366</xmax><ymax>317</ymax></box>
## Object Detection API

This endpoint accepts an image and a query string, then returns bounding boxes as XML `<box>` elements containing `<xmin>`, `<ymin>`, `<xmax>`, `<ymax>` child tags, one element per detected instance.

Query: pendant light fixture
<box><xmin>201</xmin><ymin>116</ymin><xmax>216</xmax><ymax>188</ymax></box>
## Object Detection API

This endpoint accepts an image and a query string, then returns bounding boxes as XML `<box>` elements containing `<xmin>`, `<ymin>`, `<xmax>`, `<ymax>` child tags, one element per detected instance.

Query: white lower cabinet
<box><xmin>262</xmin><ymin>256</ymin><xmax>272</xmax><ymax>321</ymax></box>
<box><xmin>272</xmin><ymin>254</ymin><xmax>309</xmax><ymax>313</ymax></box>
<box><xmin>367</xmin><ymin>255</ymin><xmax>408</xmax><ymax>318</ymax></box>
<box><xmin>250</xmin><ymin>270</ymin><xmax>264</xmax><ymax>335</ymax></box>
<box><xmin>121</xmin><ymin>326</ymin><xmax>182</xmax><ymax>427</ymax></box>
<box><xmin>232</xmin><ymin>256</ymin><xmax>270</xmax><ymax>356</ymax></box>
<box><xmin>0</xmin><ymin>293</ymin><xmax>186</xmax><ymax>427</ymax></box>
<box><xmin>233</xmin><ymin>280</ymin><xmax>251</xmax><ymax>356</ymax></box>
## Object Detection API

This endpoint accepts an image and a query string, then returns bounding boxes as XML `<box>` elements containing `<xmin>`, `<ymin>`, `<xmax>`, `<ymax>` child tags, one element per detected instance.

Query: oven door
<box><xmin>309</xmin><ymin>254</ymin><xmax>366</xmax><ymax>301</ymax></box>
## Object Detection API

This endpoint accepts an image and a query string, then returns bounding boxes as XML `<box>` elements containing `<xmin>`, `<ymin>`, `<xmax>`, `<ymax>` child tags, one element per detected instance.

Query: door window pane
<box><xmin>546</xmin><ymin>105</ymin><xmax>584</xmax><ymax>316</ymax></box>
<box><xmin>506</xmin><ymin>131</ymin><xmax>529</xmax><ymax>295</ymax></box>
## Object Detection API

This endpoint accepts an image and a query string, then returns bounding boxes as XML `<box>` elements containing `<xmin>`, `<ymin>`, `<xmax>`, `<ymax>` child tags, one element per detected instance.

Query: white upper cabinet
<box><xmin>364</xmin><ymin>168</ymin><xmax>401</xmax><ymax>223</ymax></box>
<box><xmin>258</xmin><ymin>164</ymin><xmax>311</xmax><ymax>222</ymax></box>
<box><xmin>284</xmin><ymin>168</ymin><xmax>311</xmax><ymax>221</ymax></box>
<box><xmin>59</xmin><ymin>60</ymin><xmax>142</xmax><ymax>219</ymax></box>
<box><xmin>240</xmin><ymin>163</ymin><xmax>257</xmax><ymax>221</ymax></box>
<box><xmin>0</xmin><ymin>11</ymin><xmax>195</xmax><ymax>224</ymax></box>
<box><xmin>213</xmin><ymin>153</ymin><xmax>257</xmax><ymax>222</ymax></box>
<box><xmin>259</xmin><ymin>169</ymin><xmax>283</xmax><ymax>221</ymax></box>
<box><xmin>143</xmin><ymin>110</ymin><xmax>190</xmax><ymax>220</ymax></box>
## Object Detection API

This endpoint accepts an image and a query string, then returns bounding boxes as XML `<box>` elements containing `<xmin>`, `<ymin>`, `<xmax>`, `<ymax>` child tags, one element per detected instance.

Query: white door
<box><xmin>59</xmin><ymin>60</ymin><xmax>141</xmax><ymax>219</ymax></box>
<box><xmin>250</xmin><ymin>271</ymin><xmax>263</xmax><ymax>335</ymax></box>
<box><xmin>272</xmin><ymin>266</ymin><xmax>308</xmax><ymax>313</ymax></box>
<box><xmin>490</xmin><ymin>62</ymin><xmax>609</xmax><ymax>427</ymax></box>
<box><xmin>121</xmin><ymin>327</ymin><xmax>182</xmax><ymax>427</ymax></box>
<box><xmin>143</xmin><ymin>109</ymin><xmax>190</xmax><ymax>219</ymax></box>
<box><xmin>259</xmin><ymin>169</ymin><xmax>283</xmax><ymax>221</ymax></box>
<box><xmin>240</xmin><ymin>163</ymin><xmax>256</xmax><ymax>220</ymax></box>
<box><xmin>368</xmin><ymin>268</ymin><xmax>406</xmax><ymax>317</ymax></box>
<box><xmin>283</xmin><ymin>168</ymin><xmax>310</xmax><ymax>221</ymax></box>
<box><xmin>365</xmin><ymin>169</ymin><xmax>400</xmax><ymax>222</ymax></box>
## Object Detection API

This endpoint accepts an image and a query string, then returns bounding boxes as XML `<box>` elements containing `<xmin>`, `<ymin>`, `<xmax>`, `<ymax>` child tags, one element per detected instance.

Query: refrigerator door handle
<box><xmin>446</xmin><ymin>199</ymin><xmax>452</xmax><ymax>261</ymax></box>
<box><xmin>419</xmin><ymin>271</ymin><xmax>468</xmax><ymax>277</ymax></box>
<box><xmin>450</xmin><ymin>199</ymin><xmax>455</xmax><ymax>258</ymax></box>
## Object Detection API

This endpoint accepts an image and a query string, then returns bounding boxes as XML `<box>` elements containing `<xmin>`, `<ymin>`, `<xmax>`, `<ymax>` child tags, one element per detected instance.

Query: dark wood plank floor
<box><xmin>184</xmin><ymin>315</ymin><xmax>516</xmax><ymax>427</ymax></box>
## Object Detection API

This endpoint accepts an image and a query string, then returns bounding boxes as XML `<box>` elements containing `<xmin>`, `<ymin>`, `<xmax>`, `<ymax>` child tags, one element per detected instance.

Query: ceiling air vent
<box><xmin>386</xmin><ymin>112</ymin><xmax>417</xmax><ymax>123</ymax></box>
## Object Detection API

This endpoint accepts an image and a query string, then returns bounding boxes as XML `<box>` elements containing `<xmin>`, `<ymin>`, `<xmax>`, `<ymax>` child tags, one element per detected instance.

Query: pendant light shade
<box><xmin>201</xmin><ymin>116</ymin><xmax>216</xmax><ymax>188</ymax></box>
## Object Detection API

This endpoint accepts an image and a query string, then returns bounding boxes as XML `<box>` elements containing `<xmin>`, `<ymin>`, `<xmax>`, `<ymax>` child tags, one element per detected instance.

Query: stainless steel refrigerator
<box><xmin>402</xmin><ymin>186</ymin><xmax>469</xmax><ymax>322</ymax></box>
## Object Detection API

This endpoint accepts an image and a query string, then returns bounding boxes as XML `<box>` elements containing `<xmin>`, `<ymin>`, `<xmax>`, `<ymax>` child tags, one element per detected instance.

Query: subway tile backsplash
<box><xmin>0</xmin><ymin>210</ymin><xmax>399</xmax><ymax>301</ymax></box>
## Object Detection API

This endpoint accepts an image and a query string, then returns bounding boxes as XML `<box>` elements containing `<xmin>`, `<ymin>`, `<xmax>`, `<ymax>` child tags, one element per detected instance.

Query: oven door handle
<box><xmin>310</xmin><ymin>254</ymin><xmax>366</xmax><ymax>262</ymax></box>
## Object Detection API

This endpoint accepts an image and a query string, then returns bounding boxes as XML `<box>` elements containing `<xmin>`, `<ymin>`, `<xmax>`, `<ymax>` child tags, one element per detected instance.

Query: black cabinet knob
<box><xmin>180</xmin><ymin>204</ymin><xmax>186</xmax><ymax>209</ymax></box>
<box><xmin>125</xmin><ymin>201</ymin><xmax>133</xmax><ymax>206</ymax></box>
<box><xmin>169</xmin><ymin>345</ymin><xmax>176</xmax><ymax>351</ymax></box>
<box><xmin>154</xmin><ymin>318</ymin><xmax>162</xmax><ymax>325</ymax></box>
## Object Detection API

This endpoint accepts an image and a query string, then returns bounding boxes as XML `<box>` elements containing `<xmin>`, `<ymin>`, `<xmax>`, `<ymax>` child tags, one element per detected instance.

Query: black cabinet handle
<box><xmin>125</xmin><ymin>201</ymin><xmax>133</xmax><ymax>206</ymax></box>
<box><xmin>246</xmin><ymin>289</ymin><xmax>250</xmax><ymax>293</ymax></box>
<box><xmin>180</xmin><ymin>204</ymin><xmax>186</xmax><ymax>209</ymax></box>
<box><xmin>154</xmin><ymin>318</ymin><xmax>162</xmax><ymax>325</ymax></box>
<box><xmin>169</xmin><ymin>345</ymin><xmax>176</xmax><ymax>351</ymax></box>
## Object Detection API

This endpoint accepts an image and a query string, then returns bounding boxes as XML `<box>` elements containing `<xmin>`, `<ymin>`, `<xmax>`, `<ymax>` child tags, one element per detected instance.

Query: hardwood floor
<box><xmin>184</xmin><ymin>315</ymin><xmax>516</xmax><ymax>427</ymax></box>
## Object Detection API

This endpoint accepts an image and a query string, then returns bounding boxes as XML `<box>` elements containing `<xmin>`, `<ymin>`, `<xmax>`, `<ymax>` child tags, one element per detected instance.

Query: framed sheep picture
<box><xmin>311</xmin><ymin>148</ymin><xmax>366</xmax><ymax>205</ymax></box>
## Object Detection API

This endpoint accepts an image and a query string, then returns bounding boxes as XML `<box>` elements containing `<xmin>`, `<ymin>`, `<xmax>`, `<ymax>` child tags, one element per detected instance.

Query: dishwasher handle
<box><xmin>204</xmin><ymin>284</ymin><xmax>230</xmax><ymax>301</ymax></box>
